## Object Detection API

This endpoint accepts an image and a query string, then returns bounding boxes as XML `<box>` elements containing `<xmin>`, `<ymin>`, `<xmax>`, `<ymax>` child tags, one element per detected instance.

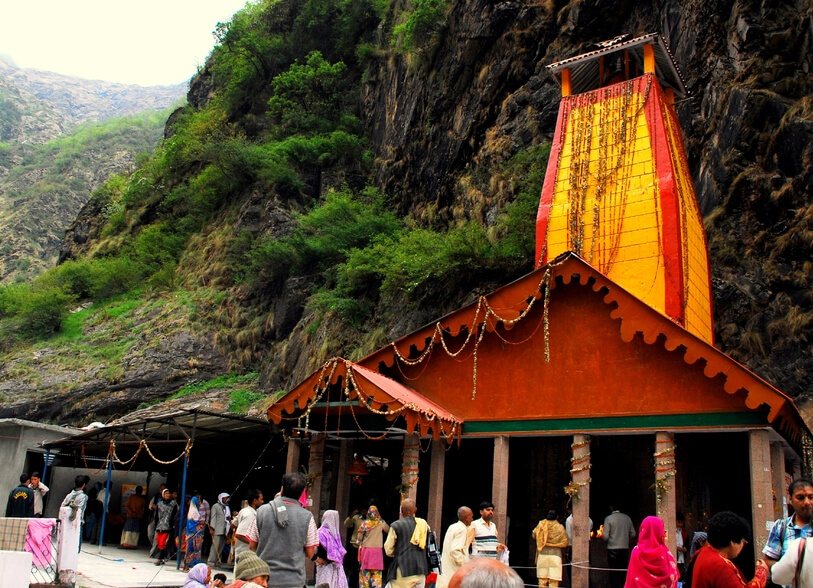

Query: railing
<box><xmin>0</xmin><ymin>517</ymin><xmax>60</xmax><ymax>585</ymax></box>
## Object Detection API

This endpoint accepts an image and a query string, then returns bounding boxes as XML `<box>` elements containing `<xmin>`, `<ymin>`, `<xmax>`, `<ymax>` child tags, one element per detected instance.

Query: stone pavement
<box><xmin>74</xmin><ymin>545</ymin><xmax>234</xmax><ymax>588</ymax></box>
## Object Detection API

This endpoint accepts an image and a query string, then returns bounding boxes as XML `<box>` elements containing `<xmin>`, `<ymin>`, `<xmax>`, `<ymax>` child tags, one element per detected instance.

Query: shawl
<box><xmin>410</xmin><ymin>517</ymin><xmax>429</xmax><ymax>549</ymax></box>
<box><xmin>186</xmin><ymin>496</ymin><xmax>201</xmax><ymax>536</ymax></box>
<box><xmin>359</xmin><ymin>505</ymin><xmax>383</xmax><ymax>533</ymax></box>
<box><xmin>319</xmin><ymin>510</ymin><xmax>347</xmax><ymax>563</ymax></box>
<box><xmin>184</xmin><ymin>563</ymin><xmax>210</xmax><ymax>588</ymax></box>
<box><xmin>532</xmin><ymin>519</ymin><xmax>569</xmax><ymax>552</ymax></box>
<box><xmin>624</xmin><ymin>516</ymin><xmax>678</xmax><ymax>588</ymax></box>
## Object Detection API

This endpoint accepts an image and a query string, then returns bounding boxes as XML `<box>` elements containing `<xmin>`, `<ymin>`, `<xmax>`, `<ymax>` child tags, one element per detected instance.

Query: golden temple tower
<box><xmin>535</xmin><ymin>33</ymin><xmax>714</xmax><ymax>343</ymax></box>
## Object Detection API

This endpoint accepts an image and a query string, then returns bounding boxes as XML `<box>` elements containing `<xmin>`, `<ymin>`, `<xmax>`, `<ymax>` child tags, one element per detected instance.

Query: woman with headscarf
<box><xmin>184</xmin><ymin>495</ymin><xmax>205</xmax><ymax>570</ymax></box>
<box><xmin>624</xmin><ymin>516</ymin><xmax>679</xmax><ymax>588</ymax></box>
<box><xmin>357</xmin><ymin>505</ymin><xmax>390</xmax><ymax>588</ymax></box>
<box><xmin>532</xmin><ymin>510</ymin><xmax>569</xmax><ymax>587</ymax></box>
<box><xmin>183</xmin><ymin>563</ymin><xmax>211</xmax><ymax>588</ymax></box>
<box><xmin>315</xmin><ymin>509</ymin><xmax>349</xmax><ymax>588</ymax></box>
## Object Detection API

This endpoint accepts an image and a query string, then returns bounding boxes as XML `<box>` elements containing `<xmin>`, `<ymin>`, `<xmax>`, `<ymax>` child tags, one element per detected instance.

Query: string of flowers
<box><xmin>654</xmin><ymin>439</ymin><xmax>676</xmax><ymax>505</ymax></box>
<box><xmin>565</xmin><ymin>439</ymin><xmax>591</xmax><ymax>501</ymax></box>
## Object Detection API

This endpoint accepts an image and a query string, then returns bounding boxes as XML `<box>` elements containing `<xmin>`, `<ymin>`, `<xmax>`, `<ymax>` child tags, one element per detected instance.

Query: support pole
<box><xmin>308</xmin><ymin>434</ymin><xmax>325</xmax><ymax>524</ymax></box>
<box><xmin>770</xmin><ymin>442</ymin><xmax>787</xmax><ymax>519</ymax></box>
<box><xmin>176</xmin><ymin>451</ymin><xmax>189</xmax><ymax>570</ymax></box>
<box><xmin>42</xmin><ymin>449</ymin><xmax>51</xmax><ymax>482</ymax></box>
<box><xmin>427</xmin><ymin>440</ymin><xmax>446</xmax><ymax>535</ymax></box>
<box><xmin>655</xmin><ymin>432</ymin><xmax>677</xmax><ymax>557</ymax></box>
<box><xmin>286</xmin><ymin>438</ymin><xmax>301</xmax><ymax>474</ymax></box>
<box><xmin>335</xmin><ymin>440</ymin><xmax>353</xmax><ymax>520</ymax></box>
<box><xmin>492</xmin><ymin>436</ymin><xmax>509</xmax><ymax>545</ymax></box>
<box><xmin>98</xmin><ymin>455</ymin><xmax>113</xmax><ymax>554</ymax></box>
<box><xmin>401</xmin><ymin>434</ymin><xmax>420</xmax><ymax>502</ymax></box>
<box><xmin>750</xmin><ymin>429</ymin><xmax>774</xmax><ymax>561</ymax></box>
<box><xmin>571</xmin><ymin>434</ymin><xmax>591</xmax><ymax>588</ymax></box>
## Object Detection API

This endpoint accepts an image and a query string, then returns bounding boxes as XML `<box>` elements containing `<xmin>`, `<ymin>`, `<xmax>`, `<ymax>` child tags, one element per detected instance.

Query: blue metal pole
<box><xmin>41</xmin><ymin>449</ymin><xmax>51</xmax><ymax>481</ymax></box>
<box><xmin>98</xmin><ymin>456</ymin><xmax>113</xmax><ymax>553</ymax></box>
<box><xmin>176</xmin><ymin>452</ymin><xmax>189</xmax><ymax>570</ymax></box>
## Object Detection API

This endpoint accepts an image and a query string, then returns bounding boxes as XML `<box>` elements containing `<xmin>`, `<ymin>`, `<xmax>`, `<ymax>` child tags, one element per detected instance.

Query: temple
<box><xmin>266</xmin><ymin>34</ymin><xmax>811</xmax><ymax>586</ymax></box>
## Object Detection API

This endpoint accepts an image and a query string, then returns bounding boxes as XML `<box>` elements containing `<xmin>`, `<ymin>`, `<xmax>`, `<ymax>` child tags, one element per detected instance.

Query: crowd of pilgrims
<box><xmin>11</xmin><ymin>471</ymin><xmax>813</xmax><ymax>588</ymax></box>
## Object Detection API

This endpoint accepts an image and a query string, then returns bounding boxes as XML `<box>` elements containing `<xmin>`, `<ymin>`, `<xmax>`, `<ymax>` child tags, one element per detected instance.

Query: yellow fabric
<box><xmin>410</xmin><ymin>517</ymin><xmax>429</xmax><ymax>549</ymax></box>
<box><xmin>532</xmin><ymin>520</ymin><xmax>568</xmax><ymax>553</ymax></box>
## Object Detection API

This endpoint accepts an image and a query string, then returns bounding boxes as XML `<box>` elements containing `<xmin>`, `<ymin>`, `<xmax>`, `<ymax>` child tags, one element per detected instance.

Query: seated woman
<box><xmin>689</xmin><ymin>511</ymin><xmax>768</xmax><ymax>588</ymax></box>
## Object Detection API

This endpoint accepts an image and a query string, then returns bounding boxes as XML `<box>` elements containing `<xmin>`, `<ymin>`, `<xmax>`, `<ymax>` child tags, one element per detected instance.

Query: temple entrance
<box><xmin>507</xmin><ymin>436</ymin><xmax>573</xmax><ymax>585</ymax></box>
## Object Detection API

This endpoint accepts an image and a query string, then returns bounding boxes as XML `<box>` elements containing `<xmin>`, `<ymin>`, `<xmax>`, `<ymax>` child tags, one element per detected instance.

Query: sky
<box><xmin>0</xmin><ymin>0</ymin><xmax>251</xmax><ymax>87</ymax></box>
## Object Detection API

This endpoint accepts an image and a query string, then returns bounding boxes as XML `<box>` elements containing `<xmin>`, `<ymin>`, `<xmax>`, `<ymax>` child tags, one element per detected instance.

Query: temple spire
<box><xmin>535</xmin><ymin>34</ymin><xmax>714</xmax><ymax>343</ymax></box>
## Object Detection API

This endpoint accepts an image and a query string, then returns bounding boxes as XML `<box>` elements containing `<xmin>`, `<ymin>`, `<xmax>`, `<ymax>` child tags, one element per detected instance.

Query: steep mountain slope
<box><xmin>0</xmin><ymin>61</ymin><xmax>186</xmax><ymax>283</ymax></box>
<box><xmin>0</xmin><ymin>0</ymin><xmax>810</xmax><ymax>425</ymax></box>
<box><xmin>0</xmin><ymin>60</ymin><xmax>185</xmax><ymax>127</ymax></box>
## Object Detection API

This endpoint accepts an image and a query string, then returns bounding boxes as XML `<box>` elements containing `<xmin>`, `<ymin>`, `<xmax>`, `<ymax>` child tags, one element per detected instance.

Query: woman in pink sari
<box><xmin>357</xmin><ymin>505</ymin><xmax>390</xmax><ymax>588</ymax></box>
<box><xmin>625</xmin><ymin>516</ymin><xmax>679</xmax><ymax>588</ymax></box>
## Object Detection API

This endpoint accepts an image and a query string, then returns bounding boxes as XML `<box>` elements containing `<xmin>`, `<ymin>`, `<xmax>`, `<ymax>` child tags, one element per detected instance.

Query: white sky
<box><xmin>0</xmin><ymin>0</ymin><xmax>251</xmax><ymax>86</ymax></box>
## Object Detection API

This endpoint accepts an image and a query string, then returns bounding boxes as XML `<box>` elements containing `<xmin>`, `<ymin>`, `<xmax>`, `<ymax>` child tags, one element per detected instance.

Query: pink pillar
<box><xmin>492</xmin><ymin>436</ymin><xmax>509</xmax><ymax>545</ymax></box>
<box><xmin>750</xmin><ymin>430</ymin><xmax>774</xmax><ymax>561</ymax></box>
<box><xmin>308</xmin><ymin>434</ymin><xmax>325</xmax><ymax>524</ymax></box>
<box><xmin>570</xmin><ymin>434</ymin><xmax>591</xmax><ymax>588</ymax></box>
<box><xmin>427</xmin><ymin>440</ymin><xmax>446</xmax><ymax>534</ymax></box>
<box><xmin>402</xmin><ymin>434</ymin><xmax>420</xmax><ymax>502</ymax></box>
<box><xmin>655</xmin><ymin>432</ymin><xmax>677</xmax><ymax>556</ymax></box>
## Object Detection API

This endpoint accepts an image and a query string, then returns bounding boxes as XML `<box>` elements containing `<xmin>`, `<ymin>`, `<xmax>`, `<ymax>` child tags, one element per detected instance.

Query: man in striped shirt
<box><xmin>468</xmin><ymin>501</ymin><xmax>505</xmax><ymax>559</ymax></box>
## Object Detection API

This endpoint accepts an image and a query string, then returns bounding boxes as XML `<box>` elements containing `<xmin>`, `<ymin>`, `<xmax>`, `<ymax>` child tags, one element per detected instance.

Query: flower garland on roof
<box><xmin>391</xmin><ymin>265</ymin><xmax>557</xmax><ymax>401</ymax></box>
<box><xmin>282</xmin><ymin>357</ymin><xmax>460</xmax><ymax>443</ymax></box>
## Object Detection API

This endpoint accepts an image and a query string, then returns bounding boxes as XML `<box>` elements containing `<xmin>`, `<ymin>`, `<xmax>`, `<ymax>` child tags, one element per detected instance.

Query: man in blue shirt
<box><xmin>763</xmin><ymin>478</ymin><xmax>813</xmax><ymax>585</ymax></box>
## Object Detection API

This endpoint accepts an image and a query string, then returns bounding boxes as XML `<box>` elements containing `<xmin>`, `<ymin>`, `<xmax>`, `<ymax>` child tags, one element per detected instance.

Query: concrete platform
<box><xmin>75</xmin><ymin>545</ymin><xmax>234</xmax><ymax>588</ymax></box>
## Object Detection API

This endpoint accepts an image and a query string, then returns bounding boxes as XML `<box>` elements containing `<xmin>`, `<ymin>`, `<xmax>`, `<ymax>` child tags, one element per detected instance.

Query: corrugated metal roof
<box><xmin>546</xmin><ymin>33</ymin><xmax>688</xmax><ymax>97</ymax></box>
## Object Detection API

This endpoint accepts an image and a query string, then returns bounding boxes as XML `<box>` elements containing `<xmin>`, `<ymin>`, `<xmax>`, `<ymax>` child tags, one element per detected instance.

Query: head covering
<box><xmin>218</xmin><ymin>492</ymin><xmax>232</xmax><ymax>522</ymax></box>
<box><xmin>359</xmin><ymin>505</ymin><xmax>382</xmax><ymax>532</ymax></box>
<box><xmin>235</xmin><ymin>551</ymin><xmax>270</xmax><ymax>580</ymax></box>
<box><xmin>186</xmin><ymin>496</ymin><xmax>201</xmax><ymax>535</ymax></box>
<box><xmin>547</xmin><ymin>510</ymin><xmax>558</xmax><ymax>520</ymax></box>
<box><xmin>319</xmin><ymin>510</ymin><xmax>347</xmax><ymax>564</ymax></box>
<box><xmin>183</xmin><ymin>563</ymin><xmax>210</xmax><ymax>588</ymax></box>
<box><xmin>625</xmin><ymin>516</ymin><xmax>679</xmax><ymax>588</ymax></box>
<box><xmin>689</xmin><ymin>531</ymin><xmax>708</xmax><ymax>558</ymax></box>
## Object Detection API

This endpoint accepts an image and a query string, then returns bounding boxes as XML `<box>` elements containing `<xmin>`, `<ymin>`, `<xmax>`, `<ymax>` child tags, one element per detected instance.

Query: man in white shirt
<box><xmin>438</xmin><ymin>506</ymin><xmax>474</xmax><ymax>588</ymax></box>
<box><xmin>29</xmin><ymin>471</ymin><xmax>49</xmax><ymax>517</ymax></box>
<box><xmin>233</xmin><ymin>489</ymin><xmax>263</xmax><ymax>558</ymax></box>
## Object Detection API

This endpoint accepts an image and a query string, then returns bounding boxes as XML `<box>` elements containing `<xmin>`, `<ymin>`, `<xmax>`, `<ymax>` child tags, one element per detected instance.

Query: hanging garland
<box><xmin>654</xmin><ymin>439</ymin><xmax>676</xmax><ymax>505</ymax></box>
<box><xmin>565</xmin><ymin>439</ymin><xmax>591</xmax><ymax>502</ymax></box>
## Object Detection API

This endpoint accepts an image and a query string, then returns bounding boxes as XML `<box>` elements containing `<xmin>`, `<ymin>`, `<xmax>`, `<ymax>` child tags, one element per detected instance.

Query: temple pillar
<box><xmin>336</xmin><ymin>439</ymin><xmax>354</xmax><ymax>519</ymax></box>
<box><xmin>308</xmin><ymin>434</ymin><xmax>325</xmax><ymax>524</ymax></box>
<box><xmin>793</xmin><ymin>458</ymin><xmax>802</xmax><ymax>481</ymax></box>
<box><xmin>770</xmin><ymin>442</ymin><xmax>787</xmax><ymax>519</ymax></box>
<box><xmin>286</xmin><ymin>437</ymin><xmax>301</xmax><ymax>475</ymax></box>
<box><xmin>750</xmin><ymin>430</ymin><xmax>774</xmax><ymax>561</ymax></box>
<box><xmin>655</xmin><ymin>432</ymin><xmax>677</xmax><ymax>556</ymax></box>
<box><xmin>427</xmin><ymin>441</ymin><xmax>446</xmax><ymax>534</ymax></box>
<box><xmin>493</xmin><ymin>436</ymin><xmax>510</xmax><ymax>545</ymax></box>
<box><xmin>401</xmin><ymin>433</ymin><xmax>420</xmax><ymax>502</ymax></box>
<box><xmin>570</xmin><ymin>434</ymin><xmax>591</xmax><ymax>588</ymax></box>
